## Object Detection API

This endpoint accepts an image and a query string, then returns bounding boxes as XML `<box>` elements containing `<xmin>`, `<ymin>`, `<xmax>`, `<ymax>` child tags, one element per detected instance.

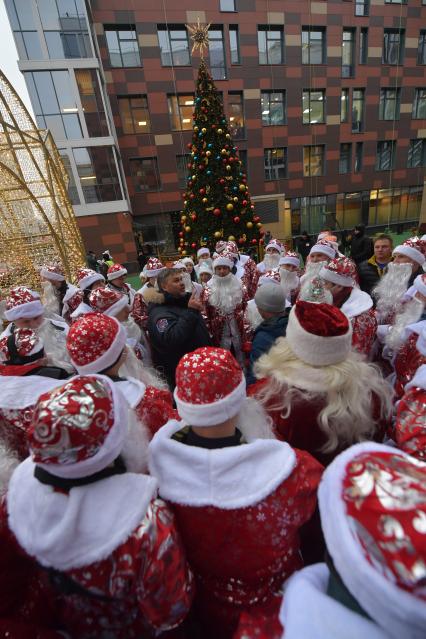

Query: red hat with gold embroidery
<box><xmin>141</xmin><ymin>257</ymin><xmax>165</xmax><ymax>279</ymax></box>
<box><xmin>266</xmin><ymin>238</ymin><xmax>284</xmax><ymax>254</ymax></box>
<box><xmin>40</xmin><ymin>263</ymin><xmax>65</xmax><ymax>282</ymax></box>
<box><xmin>107</xmin><ymin>263</ymin><xmax>127</xmax><ymax>281</ymax></box>
<box><xmin>0</xmin><ymin>328</ymin><xmax>44</xmax><ymax>362</ymax></box>
<box><xmin>28</xmin><ymin>375</ymin><xmax>127</xmax><ymax>479</ymax></box>
<box><xmin>76</xmin><ymin>268</ymin><xmax>105</xmax><ymax>290</ymax></box>
<box><xmin>309</xmin><ymin>239</ymin><xmax>337</xmax><ymax>261</ymax></box>
<box><xmin>319</xmin><ymin>442</ymin><xmax>426</xmax><ymax>639</ymax></box>
<box><xmin>226</xmin><ymin>240</ymin><xmax>239</xmax><ymax>258</ymax></box>
<box><xmin>319</xmin><ymin>256</ymin><xmax>357</xmax><ymax>288</ymax></box>
<box><xmin>280</xmin><ymin>251</ymin><xmax>300</xmax><ymax>268</ymax></box>
<box><xmin>66</xmin><ymin>312</ymin><xmax>126</xmax><ymax>374</ymax></box>
<box><xmin>89</xmin><ymin>287</ymin><xmax>128</xmax><ymax>317</ymax></box>
<box><xmin>258</xmin><ymin>269</ymin><xmax>281</xmax><ymax>286</ymax></box>
<box><xmin>4</xmin><ymin>287</ymin><xmax>44</xmax><ymax>322</ymax></box>
<box><xmin>286</xmin><ymin>300</ymin><xmax>352</xmax><ymax>365</ymax></box>
<box><xmin>215</xmin><ymin>241</ymin><xmax>227</xmax><ymax>254</ymax></box>
<box><xmin>393</xmin><ymin>237</ymin><xmax>426</xmax><ymax>267</ymax></box>
<box><xmin>174</xmin><ymin>347</ymin><xmax>246</xmax><ymax>426</ymax></box>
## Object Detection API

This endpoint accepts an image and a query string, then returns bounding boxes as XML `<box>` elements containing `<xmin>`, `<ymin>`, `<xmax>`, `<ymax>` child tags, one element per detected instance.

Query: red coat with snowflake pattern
<box><xmin>131</xmin><ymin>291</ymin><xmax>149</xmax><ymax>329</ymax></box>
<box><xmin>135</xmin><ymin>385</ymin><xmax>178</xmax><ymax>437</ymax></box>
<box><xmin>394</xmin><ymin>386</ymin><xmax>426</xmax><ymax>461</ymax></box>
<box><xmin>393</xmin><ymin>332</ymin><xmax>426</xmax><ymax>400</ymax></box>
<box><xmin>350</xmin><ymin>308</ymin><xmax>377</xmax><ymax>357</ymax></box>
<box><xmin>203</xmin><ymin>282</ymin><xmax>250</xmax><ymax>348</ymax></box>
<box><xmin>240</xmin><ymin>256</ymin><xmax>259</xmax><ymax>300</ymax></box>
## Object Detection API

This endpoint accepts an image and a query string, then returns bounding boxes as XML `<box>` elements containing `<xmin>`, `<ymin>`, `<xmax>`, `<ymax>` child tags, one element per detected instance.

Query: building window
<box><xmin>342</xmin><ymin>29</ymin><xmax>355</xmax><ymax>78</ymax></box>
<box><xmin>407</xmin><ymin>139</ymin><xmax>426</xmax><ymax>168</ymax></box>
<box><xmin>355</xmin><ymin>1</ymin><xmax>369</xmax><ymax>16</ymax></box>
<box><xmin>354</xmin><ymin>142</ymin><xmax>363</xmax><ymax>173</ymax></box>
<box><xmin>176</xmin><ymin>155</ymin><xmax>190</xmax><ymax>189</ymax></box>
<box><xmin>339</xmin><ymin>143</ymin><xmax>352</xmax><ymax>174</ymax></box>
<box><xmin>302</xmin><ymin>27</ymin><xmax>326</xmax><ymax>65</ymax></box>
<box><xmin>264</xmin><ymin>148</ymin><xmax>287</xmax><ymax>180</ymax></box>
<box><xmin>38</xmin><ymin>0</ymin><xmax>92</xmax><ymax>59</ymax></box>
<box><xmin>157</xmin><ymin>26</ymin><xmax>190</xmax><ymax>66</ymax></box>
<box><xmin>385</xmin><ymin>0</ymin><xmax>407</xmax><ymax>3</ymax></box>
<box><xmin>413</xmin><ymin>88</ymin><xmax>426</xmax><ymax>119</ymax></box>
<box><xmin>258</xmin><ymin>26</ymin><xmax>284</xmax><ymax>65</ymax></box>
<box><xmin>118</xmin><ymin>96</ymin><xmax>150</xmax><ymax>135</ymax></box>
<box><xmin>341</xmin><ymin>89</ymin><xmax>349</xmax><ymax>122</ymax></box>
<box><xmin>229</xmin><ymin>25</ymin><xmax>240</xmax><ymax>64</ymax></box>
<box><xmin>75</xmin><ymin>70</ymin><xmax>109</xmax><ymax>137</ymax></box>
<box><xmin>104</xmin><ymin>26</ymin><xmax>140</xmax><ymax>68</ymax></box>
<box><xmin>209</xmin><ymin>27</ymin><xmax>227</xmax><ymax>80</ymax></box>
<box><xmin>261</xmin><ymin>91</ymin><xmax>286</xmax><ymax>125</ymax></box>
<box><xmin>292</xmin><ymin>195</ymin><xmax>329</xmax><ymax>235</ymax></box>
<box><xmin>376</xmin><ymin>141</ymin><xmax>396</xmax><ymax>170</ymax></box>
<box><xmin>220</xmin><ymin>0</ymin><xmax>236</xmax><ymax>10</ymax></box>
<box><xmin>58</xmin><ymin>150</ymin><xmax>80</xmax><ymax>205</ymax></box>
<box><xmin>383</xmin><ymin>29</ymin><xmax>405</xmax><ymax>65</ymax></box>
<box><xmin>129</xmin><ymin>158</ymin><xmax>161</xmax><ymax>192</ymax></box>
<box><xmin>302</xmin><ymin>89</ymin><xmax>325</xmax><ymax>124</ymax></box>
<box><xmin>168</xmin><ymin>95</ymin><xmax>194</xmax><ymax>130</ymax></box>
<box><xmin>336</xmin><ymin>193</ymin><xmax>363</xmax><ymax>229</ymax></box>
<box><xmin>228</xmin><ymin>92</ymin><xmax>245</xmax><ymax>139</ymax></box>
<box><xmin>379</xmin><ymin>88</ymin><xmax>401</xmax><ymax>120</ymax></box>
<box><xmin>24</xmin><ymin>70</ymin><xmax>82</xmax><ymax>139</ymax></box>
<box><xmin>418</xmin><ymin>31</ymin><xmax>426</xmax><ymax>65</ymax></box>
<box><xmin>73</xmin><ymin>146</ymin><xmax>123</xmax><ymax>202</ymax></box>
<box><xmin>352</xmin><ymin>88</ymin><xmax>365</xmax><ymax>132</ymax></box>
<box><xmin>303</xmin><ymin>145</ymin><xmax>325</xmax><ymax>176</ymax></box>
<box><xmin>359</xmin><ymin>28</ymin><xmax>368</xmax><ymax>64</ymax></box>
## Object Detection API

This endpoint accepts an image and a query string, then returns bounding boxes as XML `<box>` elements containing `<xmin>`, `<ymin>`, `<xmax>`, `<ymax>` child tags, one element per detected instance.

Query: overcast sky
<box><xmin>0</xmin><ymin>0</ymin><xmax>34</xmax><ymax>117</ymax></box>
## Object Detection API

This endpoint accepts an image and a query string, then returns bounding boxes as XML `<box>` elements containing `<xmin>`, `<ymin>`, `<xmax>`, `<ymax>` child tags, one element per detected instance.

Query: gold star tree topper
<box><xmin>186</xmin><ymin>18</ymin><xmax>211</xmax><ymax>57</ymax></box>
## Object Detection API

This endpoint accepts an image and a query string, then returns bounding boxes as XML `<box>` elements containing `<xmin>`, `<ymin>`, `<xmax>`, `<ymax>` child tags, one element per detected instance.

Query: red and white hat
<box><xmin>40</xmin><ymin>263</ymin><xmax>65</xmax><ymax>282</ymax></box>
<box><xmin>28</xmin><ymin>375</ymin><xmax>127</xmax><ymax>479</ymax></box>
<box><xmin>62</xmin><ymin>285</ymin><xmax>82</xmax><ymax>317</ymax></box>
<box><xmin>320</xmin><ymin>256</ymin><xmax>357</xmax><ymax>288</ymax></box>
<box><xmin>89</xmin><ymin>287</ymin><xmax>128</xmax><ymax>317</ymax></box>
<box><xmin>213</xmin><ymin>253</ymin><xmax>234</xmax><ymax>270</ymax></box>
<box><xmin>66</xmin><ymin>312</ymin><xmax>127</xmax><ymax>374</ymax></box>
<box><xmin>197</xmin><ymin>247</ymin><xmax>211</xmax><ymax>258</ymax></box>
<box><xmin>107</xmin><ymin>263</ymin><xmax>127</xmax><ymax>281</ymax></box>
<box><xmin>279</xmin><ymin>251</ymin><xmax>300</xmax><ymax>268</ymax></box>
<box><xmin>266</xmin><ymin>239</ymin><xmax>284</xmax><ymax>254</ymax></box>
<box><xmin>413</xmin><ymin>273</ymin><xmax>426</xmax><ymax>298</ymax></box>
<box><xmin>76</xmin><ymin>268</ymin><xmax>105</xmax><ymax>290</ymax></box>
<box><xmin>215</xmin><ymin>240</ymin><xmax>228</xmax><ymax>254</ymax></box>
<box><xmin>226</xmin><ymin>241</ymin><xmax>239</xmax><ymax>258</ymax></box>
<box><xmin>393</xmin><ymin>237</ymin><xmax>426</xmax><ymax>266</ymax></box>
<box><xmin>286</xmin><ymin>300</ymin><xmax>352</xmax><ymax>366</ymax></box>
<box><xmin>174</xmin><ymin>347</ymin><xmax>246</xmax><ymax>426</ymax></box>
<box><xmin>258</xmin><ymin>270</ymin><xmax>281</xmax><ymax>286</ymax></box>
<box><xmin>0</xmin><ymin>328</ymin><xmax>44</xmax><ymax>362</ymax></box>
<box><xmin>142</xmin><ymin>257</ymin><xmax>165</xmax><ymax>279</ymax></box>
<box><xmin>309</xmin><ymin>240</ymin><xmax>337</xmax><ymax>261</ymax></box>
<box><xmin>319</xmin><ymin>442</ymin><xmax>426</xmax><ymax>639</ymax></box>
<box><xmin>4</xmin><ymin>287</ymin><xmax>44</xmax><ymax>322</ymax></box>
<box><xmin>172</xmin><ymin>260</ymin><xmax>187</xmax><ymax>270</ymax></box>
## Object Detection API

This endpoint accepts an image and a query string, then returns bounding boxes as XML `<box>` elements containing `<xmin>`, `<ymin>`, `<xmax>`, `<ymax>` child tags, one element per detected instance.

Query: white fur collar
<box><xmin>114</xmin><ymin>377</ymin><xmax>146</xmax><ymax>408</ymax></box>
<box><xmin>148</xmin><ymin>419</ymin><xmax>295</xmax><ymax>509</ymax></box>
<box><xmin>402</xmin><ymin>319</ymin><xmax>426</xmax><ymax>342</ymax></box>
<box><xmin>8</xmin><ymin>457</ymin><xmax>158</xmax><ymax>570</ymax></box>
<box><xmin>0</xmin><ymin>375</ymin><xmax>65</xmax><ymax>409</ymax></box>
<box><xmin>70</xmin><ymin>301</ymin><xmax>92</xmax><ymax>319</ymax></box>
<box><xmin>234</xmin><ymin>260</ymin><xmax>245</xmax><ymax>280</ymax></box>
<box><xmin>341</xmin><ymin>287</ymin><xmax>373</xmax><ymax>318</ymax></box>
<box><xmin>405</xmin><ymin>364</ymin><xmax>426</xmax><ymax>392</ymax></box>
<box><xmin>281</xmin><ymin>564</ymin><xmax>388</xmax><ymax>639</ymax></box>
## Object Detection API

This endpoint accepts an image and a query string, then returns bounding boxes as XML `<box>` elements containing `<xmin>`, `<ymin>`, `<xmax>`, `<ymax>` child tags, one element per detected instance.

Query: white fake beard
<box><xmin>236</xmin><ymin>397</ymin><xmax>275</xmax><ymax>441</ymax></box>
<box><xmin>41</xmin><ymin>281</ymin><xmax>60</xmax><ymax>316</ymax></box>
<box><xmin>247</xmin><ymin>299</ymin><xmax>263</xmax><ymax>331</ymax></box>
<box><xmin>298</xmin><ymin>278</ymin><xmax>334</xmax><ymax>305</ymax></box>
<box><xmin>264</xmin><ymin>253</ymin><xmax>281</xmax><ymax>270</ymax></box>
<box><xmin>209</xmin><ymin>273</ymin><xmax>243</xmax><ymax>315</ymax></box>
<box><xmin>198</xmin><ymin>257</ymin><xmax>213</xmax><ymax>269</ymax></box>
<box><xmin>299</xmin><ymin>261</ymin><xmax>328</xmax><ymax>297</ymax></box>
<box><xmin>122</xmin><ymin>316</ymin><xmax>141</xmax><ymax>342</ymax></box>
<box><xmin>120</xmin><ymin>408</ymin><xmax>150</xmax><ymax>474</ymax></box>
<box><xmin>279</xmin><ymin>269</ymin><xmax>299</xmax><ymax>292</ymax></box>
<box><xmin>373</xmin><ymin>262</ymin><xmax>413</xmax><ymax>323</ymax></box>
<box><xmin>385</xmin><ymin>296</ymin><xmax>425</xmax><ymax>352</ymax></box>
<box><xmin>182</xmin><ymin>271</ymin><xmax>193</xmax><ymax>293</ymax></box>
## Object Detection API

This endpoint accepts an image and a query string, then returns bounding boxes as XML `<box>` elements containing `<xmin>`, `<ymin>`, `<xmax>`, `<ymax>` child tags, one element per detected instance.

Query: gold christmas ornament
<box><xmin>181</xmin><ymin>250</ymin><xmax>187</xmax><ymax>256</ymax></box>
<box><xmin>185</xmin><ymin>225</ymin><xmax>191</xmax><ymax>232</ymax></box>
<box><xmin>217</xmin><ymin>129</ymin><xmax>223</xmax><ymax>134</ymax></box>
<box><xmin>226</xmin><ymin>203</ymin><xmax>234</xmax><ymax>211</ymax></box>
<box><xmin>257</xmin><ymin>222</ymin><xmax>262</xmax><ymax>228</ymax></box>
<box><xmin>206</xmin><ymin>150</ymin><xmax>211</xmax><ymax>157</ymax></box>
<box><xmin>228</xmin><ymin>235</ymin><xmax>236</xmax><ymax>241</ymax></box>
<box><xmin>239</xmin><ymin>184</ymin><xmax>246</xmax><ymax>191</ymax></box>
<box><xmin>187</xmin><ymin>19</ymin><xmax>211</xmax><ymax>58</ymax></box>
<box><xmin>226</xmin><ymin>165</ymin><xmax>231</xmax><ymax>171</ymax></box>
<box><xmin>246</xmin><ymin>221</ymin><xmax>253</xmax><ymax>229</ymax></box>
<box><xmin>233</xmin><ymin>197</ymin><xmax>238</xmax><ymax>203</ymax></box>
<box><xmin>221</xmin><ymin>149</ymin><xmax>227</xmax><ymax>156</ymax></box>
<box><xmin>202</xmin><ymin>127</ymin><xmax>207</xmax><ymax>133</ymax></box>
<box><xmin>181</xmin><ymin>215</ymin><xmax>187</xmax><ymax>222</ymax></box>
<box><xmin>202</xmin><ymin>197</ymin><xmax>208</xmax><ymax>203</ymax></box>
<box><xmin>193</xmin><ymin>126</ymin><xmax>199</xmax><ymax>132</ymax></box>
<box><xmin>226</xmin><ymin>133</ymin><xmax>231</xmax><ymax>139</ymax></box>
<box><xmin>214</xmin><ymin>231</ymin><xmax>222</xmax><ymax>239</ymax></box>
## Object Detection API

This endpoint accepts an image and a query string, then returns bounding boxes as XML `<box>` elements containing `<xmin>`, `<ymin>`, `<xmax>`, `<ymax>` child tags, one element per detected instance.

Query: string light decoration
<box><xmin>186</xmin><ymin>18</ymin><xmax>211</xmax><ymax>57</ymax></box>
<box><xmin>0</xmin><ymin>71</ymin><xmax>85</xmax><ymax>293</ymax></box>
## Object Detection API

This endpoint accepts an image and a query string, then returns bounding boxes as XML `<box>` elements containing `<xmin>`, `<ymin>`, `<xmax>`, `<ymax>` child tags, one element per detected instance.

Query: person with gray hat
<box><xmin>246</xmin><ymin>283</ymin><xmax>289</xmax><ymax>385</ymax></box>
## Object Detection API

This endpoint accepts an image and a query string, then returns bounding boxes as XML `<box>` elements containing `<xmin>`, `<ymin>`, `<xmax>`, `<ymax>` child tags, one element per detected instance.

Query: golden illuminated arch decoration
<box><xmin>0</xmin><ymin>70</ymin><xmax>86</xmax><ymax>292</ymax></box>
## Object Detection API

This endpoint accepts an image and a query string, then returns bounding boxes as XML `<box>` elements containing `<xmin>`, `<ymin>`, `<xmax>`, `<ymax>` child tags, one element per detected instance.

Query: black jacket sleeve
<box><xmin>149</xmin><ymin>308</ymin><xmax>201</xmax><ymax>351</ymax></box>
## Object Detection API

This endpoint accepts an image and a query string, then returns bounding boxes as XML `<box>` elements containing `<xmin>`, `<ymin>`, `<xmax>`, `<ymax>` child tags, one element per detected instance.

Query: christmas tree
<box><xmin>178</xmin><ymin>58</ymin><xmax>263</xmax><ymax>257</ymax></box>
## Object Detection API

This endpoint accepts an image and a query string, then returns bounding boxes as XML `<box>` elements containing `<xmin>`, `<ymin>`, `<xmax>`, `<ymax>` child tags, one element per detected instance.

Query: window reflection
<box><xmin>73</xmin><ymin>146</ymin><xmax>123</xmax><ymax>203</ymax></box>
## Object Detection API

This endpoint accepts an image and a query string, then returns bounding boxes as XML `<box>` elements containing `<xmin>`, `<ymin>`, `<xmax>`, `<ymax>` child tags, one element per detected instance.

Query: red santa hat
<box><xmin>62</xmin><ymin>285</ymin><xmax>82</xmax><ymax>317</ymax></box>
<box><xmin>174</xmin><ymin>347</ymin><xmax>246</xmax><ymax>426</ymax></box>
<box><xmin>89</xmin><ymin>287</ymin><xmax>128</xmax><ymax>317</ymax></box>
<box><xmin>279</xmin><ymin>251</ymin><xmax>300</xmax><ymax>268</ymax></box>
<box><xmin>40</xmin><ymin>263</ymin><xmax>65</xmax><ymax>282</ymax></box>
<box><xmin>28</xmin><ymin>375</ymin><xmax>127</xmax><ymax>479</ymax></box>
<box><xmin>226</xmin><ymin>240</ymin><xmax>239</xmax><ymax>258</ymax></box>
<box><xmin>258</xmin><ymin>270</ymin><xmax>281</xmax><ymax>286</ymax></box>
<box><xmin>141</xmin><ymin>257</ymin><xmax>165</xmax><ymax>279</ymax></box>
<box><xmin>413</xmin><ymin>273</ymin><xmax>426</xmax><ymax>298</ymax></box>
<box><xmin>265</xmin><ymin>239</ymin><xmax>284</xmax><ymax>254</ymax></box>
<box><xmin>4</xmin><ymin>287</ymin><xmax>44</xmax><ymax>322</ymax></box>
<box><xmin>286</xmin><ymin>300</ymin><xmax>352</xmax><ymax>366</ymax></box>
<box><xmin>393</xmin><ymin>237</ymin><xmax>426</xmax><ymax>266</ymax></box>
<box><xmin>107</xmin><ymin>263</ymin><xmax>127</xmax><ymax>281</ymax></box>
<box><xmin>319</xmin><ymin>256</ymin><xmax>357</xmax><ymax>288</ymax></box>
<box><xmin>319</xmin><ymin>442</ymin><xmax>426</xmax><ymax>639</ymax></box>
<box><xmin>215</xmin><ymin>240</ymin><xmax>228</xmax><ymax>254</ymax></box>
<box><xmin>76</xmin><ymin>268</ymin><xmax>105</xmax><ymax>290</ymax></box>
<box><xmin>309</xmin><ymin>239</ymin><xmax>337</xmax><ymax>261</ymax></box>
<box><xmin>213</xmin><ymin>254</ymin><xmax>234</xmax><ymax>270</ymax></box>
<box><xmin>197</xmin><ymin>247</ymin><xmax>211</xmax><ymax>258</ymax></box>
<box><xmin>0</xmin><ymin>328</ymin><xmax>44</xmax><ymax>363</ymax></box>
<box><xmin>66</xmin><ymin>312</ymin><xmax>127</xmax><ymax>374</ymax></box>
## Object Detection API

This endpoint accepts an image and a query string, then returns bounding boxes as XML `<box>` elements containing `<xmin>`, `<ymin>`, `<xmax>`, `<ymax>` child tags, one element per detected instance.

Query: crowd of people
<box><xmin>0</xmin><ymin>228</ymin><xmax>425</xmax><ymax>638</ymax></box>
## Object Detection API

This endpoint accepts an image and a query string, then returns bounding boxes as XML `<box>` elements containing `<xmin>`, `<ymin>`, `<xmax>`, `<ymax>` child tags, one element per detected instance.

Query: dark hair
<box><xmin>157</xmin><ymin>267</ymin><xmax>180</xmax><ymax>291</ymax></box>
<box><xmin>373</xmin><ymin>233</ymin><xmax>393</xmax><ymax>247</ymax></box>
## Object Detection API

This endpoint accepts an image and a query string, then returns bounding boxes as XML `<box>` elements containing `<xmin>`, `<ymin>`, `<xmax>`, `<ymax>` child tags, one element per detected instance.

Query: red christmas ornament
<box><xmin>198</xmin><ymin>165</ymin><xmax>204</xmax><ymax>171</ymax></box>
<box><xmin>233</xmin><ymin>216</ymin><xmax>240</xmax><ymax>224</ymax></box>
<box><xmin>190</xmin><ymin>214</ymin><xmax>197</xmax><ymax>221</ymax></box>
<box><xmin>213</xmin><ymin>208</ymin><xmax>221</xmax><ymax>216</ymax></box>
<box><xmin>238</xmin><ymin>238</ymin><xmax>245</xmax><ymax>245</ymax></box>
<box><xmin>251</xmin><ymin>205</ymin><xmax>255</xmax><ymax>210</ymax></box>
<box><xmin>191</xmin><ymin>243</ymin><xmax>197</xmax><ymax>249</ymax></box>
<box><xmin>187</xmin><ymin>143</ymin><xmax>192</xmax><ymax>150</ymax></box>
<box><xmin>212</xmin><ymin>124</ymin><xmax>216</xmax><ymax>129</ymax></box>
<box><xmin>178</xmin><ymin>231</ymin><xmax>183</xmax><ymax>237</ymax></box>
<box><xmin>242</xmin><ymin>200</ymin><xmax>248</xmax><ymax>207</ymax></box>
<box><xmin>251</xmin><ymin>239</ymin><xmax>257</xmax><ymax>245</ymax></box>
<box><xmin>187</xmin><ymin>163</ymin><xmax>192</xmax><ymax>169</ymax></box>
<box><xmin>254</xmin><ymin>216</ymin><xmax>260</xmax><ymax>223</ymax></box>
<box><xmin>190</xmin><ymin>193</ymin><xmax>195</xmax><ymax>200</ymax></box>
<box><xmin>259</xmin><ymin>238</ymin><xmax>264</xmax><ymax>244</ymax></box>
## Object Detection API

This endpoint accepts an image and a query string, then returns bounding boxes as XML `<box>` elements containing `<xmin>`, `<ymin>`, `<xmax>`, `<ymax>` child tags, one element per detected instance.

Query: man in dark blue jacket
<box><xmin>246</xmin><ymin>284</ymin><xmax>289</xmax><ymax>386</ymax></box>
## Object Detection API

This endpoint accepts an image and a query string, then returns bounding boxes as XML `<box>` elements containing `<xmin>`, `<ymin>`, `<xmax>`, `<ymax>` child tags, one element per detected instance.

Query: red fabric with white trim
<box><xmin>66</xmin><ymin>312</ymin><xmax>126</xmax><ymax>373</ymax></box>
<box><xmin>142</xmin><ymin>257</ymin><xmax>165</xmax><ymax>278</ymax></box>
<box><xmin>0</xmin><ymin>328</ymin><xmax>43</xmax><ymax>361</ymax></box>
<box><xmin>320</xmin><ymin>257</ymin><xmax>357</xmax><ymax>287</ymax></box>
<box><xmin>4</xmin><ymin>287</ymin><xmax>44</xmax><ymax>321</ymax></box>
<box><xmin>76</xmin><ymin>268</ymin><xmax>104</xmax><ymax>290</ymax></box>
<box><xmin>393</xmin><ymin>237</ymin><xmax>426</xmax><ymax>266</ymax></box>
<box><xmin>107</xmin><ymin>263</ymin><xmax>127</xmax><ymax>281</ymax></box>
<box><xmin>89</xmin><ymin>287</ymin><xmax>128</xmax><ymax>316</ymax></box>
<box><xmin>40</xmin><ymin>264</ymin><xmax>65</xmax><ymax>282</ymax></box>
